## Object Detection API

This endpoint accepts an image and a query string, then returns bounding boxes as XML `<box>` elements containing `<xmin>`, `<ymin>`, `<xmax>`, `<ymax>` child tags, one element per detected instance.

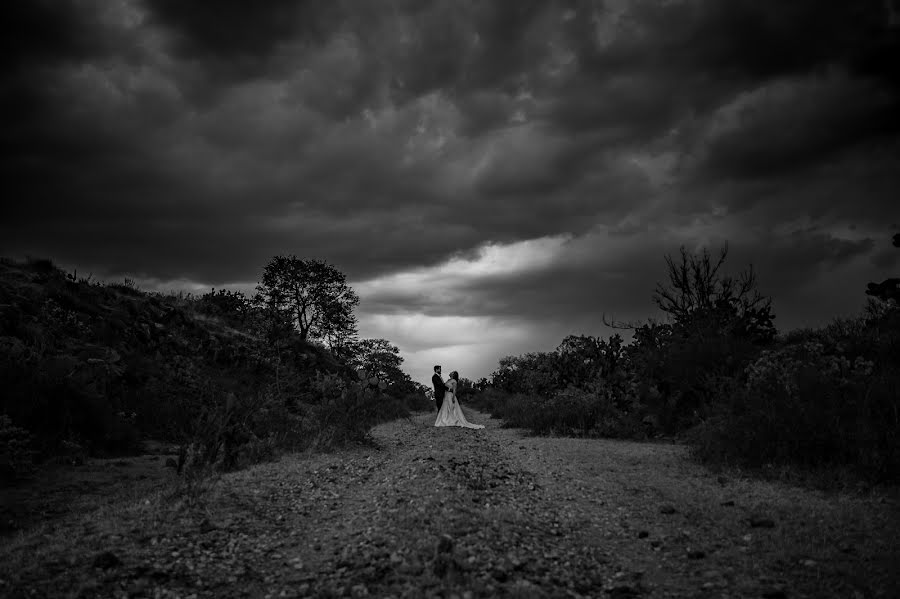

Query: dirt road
<box><xmin>1</xmin><ymin>409</ymin><xmax>897</xmax><ymax>598</ymax></box>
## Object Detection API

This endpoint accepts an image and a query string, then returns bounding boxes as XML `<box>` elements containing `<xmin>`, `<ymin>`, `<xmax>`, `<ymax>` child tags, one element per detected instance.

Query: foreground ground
<box><xmin>1</xmin><ymin>409</ymin><xmax>898</xmax><ymax>598</ymax></box>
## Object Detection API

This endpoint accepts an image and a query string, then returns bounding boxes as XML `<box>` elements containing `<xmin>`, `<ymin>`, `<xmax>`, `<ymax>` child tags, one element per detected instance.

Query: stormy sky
<box><xmin>3</xmin><ymin>0</ymin><xmax>899</xmax><ymax>384</ymax></box>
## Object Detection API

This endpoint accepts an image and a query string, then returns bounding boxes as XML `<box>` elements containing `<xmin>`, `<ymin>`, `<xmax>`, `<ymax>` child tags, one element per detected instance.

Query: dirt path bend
<box><xmin>1</xmin><ymin>409</ymin><xmax>898</xmax><ymax>598</ymax></box>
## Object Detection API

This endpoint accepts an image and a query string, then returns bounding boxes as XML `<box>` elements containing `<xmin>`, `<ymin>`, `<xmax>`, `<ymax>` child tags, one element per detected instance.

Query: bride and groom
<box><xmin>431</xmin><ymin>365</ymin><xmax>484</xmax><ymax>429</ymax></box>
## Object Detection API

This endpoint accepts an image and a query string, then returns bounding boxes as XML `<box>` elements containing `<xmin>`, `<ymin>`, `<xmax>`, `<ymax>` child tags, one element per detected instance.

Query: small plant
<box><xmin>109</xmin><ymin>277</ymin><xmax>142</xmax><ymax>297</ymax></box>
<box><xmin>178</xmin><ymin>392</ymin><xmax>254</xmax><ymax>476</ymax></box>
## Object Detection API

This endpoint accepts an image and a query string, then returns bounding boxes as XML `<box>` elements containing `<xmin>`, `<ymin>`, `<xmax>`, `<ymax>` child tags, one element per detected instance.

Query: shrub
<box><xmin>178</xmin><ymin>388</ymin><xmax>304</xmax><ymax>476</ymax></box>
<box><xmin>391</xmin><ymin>391</ymin><xmax>434</xmax><ymax>415</ymax></box>
<box><xmin>0</xmin><ymin>348</ymin><xmax>141</xmax><ymax>457</ymax></box>
<box><xmin>108</xmin><ymin>277</ymin><xmax>143</xmax><ymax>297</ymax></box>
<box><xmin>628</xmin><ymin>316</ymin><xmax>764</xmax><ymax>433</ymax></box>
<box><xmin>306</xmin><ymin>370</ymin><xmax>401</xmax><ymax>449</ymax></box>
<box><xmin>493</xmin><ymin>393</ymin><xmax>545</xmax><ymax>431</ymax></box>
<box><xmin>194</xmin><ymin>288</ymin><xmax>258</xmax><ymax>330</ymax></box>
<box><xmin>0</xmin><ymin>415</ymin><xmax>37</xmax><ymax>482</ymax></box>
<box><xmin>489</xmin><ymin>380</ymin><xmax>647</xmax><ymax>439</ymax></box>
<box><xmin>691</xmin><ymin>339</ymin><xmax>900</xmax><ymax>483</ymax></box>
<box><xmin>467</xmin><ymin>388</ymin><xmax>524</xmax><ymax>421</ymax></box>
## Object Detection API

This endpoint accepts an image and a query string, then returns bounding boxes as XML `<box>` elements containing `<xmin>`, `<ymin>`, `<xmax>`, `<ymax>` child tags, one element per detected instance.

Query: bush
<box><xmin>193</xmin><ymin>288</ymin><xmax>259</xmax><ymax>330</ymax></box>
<box><xmin>392</xmin><ymin>391</ymin><xmax>434</xmax><ymax>415</ymax></box>
<box><xmin>481</xmin><ymin>382</ymin><xmax>647</xmax><ymax>439</ymax></box>
<box><xmin>467</xmin><ymin>388</ymin><xmax>523</xmax><ymax>421</ymax></box>
<box><xmin>522</xmin><ymin>388</ymin><xmax>600</xmax><ymax>436</ymax></box>
<box><xmin>0</xmin><ymin>348</ymin><xmax>141</xmax><ymax>457</ymax></box>
<box><xmin>691</xmin><ymin>339</ymin><xmax>900</xmax><ymax>483</ymax></box>
<box><xmin>306</xmin><ymin>371</ymin><xmax>392</xmax><ymax>449</ymax></box>
<box><xmin>0</xmin><ymin>414</ymin><xmax>37</xmax><ymax>482</ymax></box>
<box><xmin>179</xmin><ymin>391</ymin><xmax>277</xmax><ymax>476</ymax></box>
<box><xmin>628</xmin><ymin>317</ymin><xmax>764</xmax><ymax>433</ymax></box>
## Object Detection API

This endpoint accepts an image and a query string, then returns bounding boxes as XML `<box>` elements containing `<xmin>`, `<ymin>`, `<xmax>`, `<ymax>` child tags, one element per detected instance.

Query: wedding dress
<box><xmin>434</xmin><ymin>379</ymin><xmax>484</xmax><ymax>429</ymax></box>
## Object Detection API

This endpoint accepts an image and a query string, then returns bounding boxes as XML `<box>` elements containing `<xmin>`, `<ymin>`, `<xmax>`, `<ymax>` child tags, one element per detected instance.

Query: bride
<box><xmin>435</xmin><ymin>371</ymin><xmax>484</xmax><ymax>429</ymax></box>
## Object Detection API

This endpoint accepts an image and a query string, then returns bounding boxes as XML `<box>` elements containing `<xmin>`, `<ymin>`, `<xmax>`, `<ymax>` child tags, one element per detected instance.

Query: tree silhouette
<box><xmin>347</xmin><ymin>338</ymin><xmax>404</xmax><ymax>383</ymax></box>
<box><xmin>345</xmin><ymin>338</ymin><xmax>419</xmax><ymax>395</ymax></box>
<box><xmin>256</xmin><ymin>256</ymin><xmax>359</xmax><ymax>346</ymax></box>
<box><xmin>653</xmin><ymin>245</ymin><xmax>775</xmax><ymax>343</ymax></box>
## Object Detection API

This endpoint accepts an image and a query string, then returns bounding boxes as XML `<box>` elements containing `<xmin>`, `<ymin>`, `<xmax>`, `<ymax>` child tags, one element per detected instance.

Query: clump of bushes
<box><xmin>497</xmin><ymin>386</ymin><xmax>640</xmax><ymax>438</ymax></box>
<box><xmin>475</xmin><ymin>238</ymin><xmax>900</xmax><ymax>485</ymax></box>
<box><xmin>692</xmin><ymin>317</ymin><xmax>899</xmax><ymax>482</ymax></box>
<box><xmin>177</xmin><ymin>365</ymin><xmax>420</xmax><ymax>477</ymax></box>
<box><xmin>0</xmin><ymin>414</ymin><xmax>36</xmax><ymax>482</ymax></box>
<box><xmin>686</xmin><ymin>239</ymin><xmax>900</xmax><ymax>483</ymax></box>
<box><xmin>176</xmin><ymin>390</ymin><xmax>290</xmax><ymax>477</ymax></box>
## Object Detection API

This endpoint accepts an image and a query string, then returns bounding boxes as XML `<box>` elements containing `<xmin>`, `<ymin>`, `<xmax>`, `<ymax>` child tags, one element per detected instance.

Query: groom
<box><xmin>431</xmin><ymin>365</ymin><xmax>447</xmax><ymax>411</ymax></box>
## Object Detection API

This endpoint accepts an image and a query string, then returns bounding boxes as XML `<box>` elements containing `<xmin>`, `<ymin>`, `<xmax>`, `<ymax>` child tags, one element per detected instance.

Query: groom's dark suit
<box><xmin>432</xmin><ymin>373</ymin><xmax>447</xmax><ymax>411</ymax></box>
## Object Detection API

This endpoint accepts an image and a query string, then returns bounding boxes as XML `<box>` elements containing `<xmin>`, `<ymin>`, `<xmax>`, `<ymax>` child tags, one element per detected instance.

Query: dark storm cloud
<box><xmin>1</xmin><ymin>0</ymin><xmax>898</xmax><ymax>347</ymax></box>
<box><xmin>674</xmin><ymin>138</ymin><xmax>900</xmax><ymax>232</ymax></box>
<box><xmin>577</xmin><ymin>0</ymin><xmax>896</xmax><ymax>84</ymax></box>
<box><xmin>538</xmin><ymin>0</ymin><xmax>900</xmax><ymax>159</ymax></box>
<box><xmin>684</xmin><ymin>71</ymin><xmax>900</xmax><ymax>183</ymax></box>
<box><xmin>1</xmin><ymin>1</ymin><xmax>126</xmax><ymax>69</ymax></box>
<box><xmin>143</xmin><ymin>0</ymin><xmax>329</xmax><ymax>60</ymax></box>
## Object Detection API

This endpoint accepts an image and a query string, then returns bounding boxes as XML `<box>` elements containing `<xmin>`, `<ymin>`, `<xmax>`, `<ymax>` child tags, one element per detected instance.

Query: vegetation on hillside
<box><xmin>0</xmin><ymin>256</ymin><xmax>430</xmax><ymax>483</ymax></box>
<box><xmin>469</xmin><ymin>238</ymin><xmax>900</xmax><ymax>485</ymax></box>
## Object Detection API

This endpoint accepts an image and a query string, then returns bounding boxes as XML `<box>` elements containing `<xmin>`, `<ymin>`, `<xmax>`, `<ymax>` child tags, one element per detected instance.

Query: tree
<box><xmin>653</xmin><ymin>245</ymin><xmax>775</xmax><ymax>343</ymax></box>
<box><xmin>489</xmin><ymin>352</ymin><xmax>561</xmax><ymax>397</ymax></box>
<box><xmin>345</xmin><ymin>338</ymin><xmax>418</xmax><ymax>395</ymax></box>
<box><xmin>641</xmin><ymin>245</ymin><xmax>777</xmax><ymax>430</ymax></box>
<box><xmin>347</xmin><ymin>338</ymin><xmax>404</xmax><ymax>383</ymax></box>
<box><xmin>256</xmin><ymin>256</ymin><xmax>359</xmax><ymax>347</ymax></box>
<box><xmin>556</xmin><ymin>334</ymin><xmax>625</xmax><ymax>389</ymax></box>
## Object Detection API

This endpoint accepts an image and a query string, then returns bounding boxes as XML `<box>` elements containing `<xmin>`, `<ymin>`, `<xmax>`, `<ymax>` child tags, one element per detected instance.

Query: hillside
<box><xmin>0</xmin><ymin>257</ymin><xmax>379</xmax><ymax>481</ymax></box>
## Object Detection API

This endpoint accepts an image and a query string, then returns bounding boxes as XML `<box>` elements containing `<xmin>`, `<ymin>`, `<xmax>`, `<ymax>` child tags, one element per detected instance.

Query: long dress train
<box><xmin>434</xmin><ymin>379</ymin><xmax>484</xmax><ymax>429</ymax></box>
